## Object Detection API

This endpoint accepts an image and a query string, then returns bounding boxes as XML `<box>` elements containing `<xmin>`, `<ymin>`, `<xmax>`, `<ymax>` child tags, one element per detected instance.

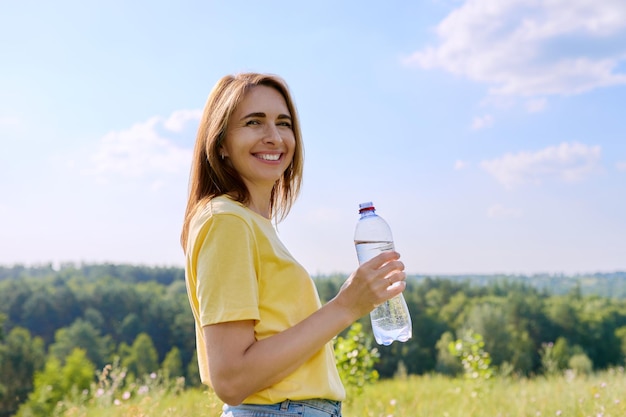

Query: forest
<box><xmin>1</xmin><ymin>263</ymin><xmax>626</xmax><ymax>417</ymax></box>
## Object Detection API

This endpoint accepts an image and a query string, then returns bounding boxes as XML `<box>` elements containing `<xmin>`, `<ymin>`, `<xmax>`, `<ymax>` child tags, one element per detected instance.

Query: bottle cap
<box><xmin>358</xmin><ymin>202</ymin><xmax>375</xmax><ymax>213</ymax></box>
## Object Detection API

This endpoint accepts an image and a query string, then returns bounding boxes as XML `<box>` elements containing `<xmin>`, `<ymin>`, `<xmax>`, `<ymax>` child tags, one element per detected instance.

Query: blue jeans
<box><xmin>221</xmin><ymin>398</ymin><xmax>342</xmax><ymax>417</ymax></box>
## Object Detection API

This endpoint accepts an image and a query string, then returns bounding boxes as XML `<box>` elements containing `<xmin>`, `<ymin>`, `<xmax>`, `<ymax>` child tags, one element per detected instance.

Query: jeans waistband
<box><xmin>278</xmin><ymin>398</ymin><xmax>341</xmax><ymax>414</ymax></box>
<box><xmin>223</xmin><ymin>398</ymin><xmax>342</xmax><ymax>416</ymax></box>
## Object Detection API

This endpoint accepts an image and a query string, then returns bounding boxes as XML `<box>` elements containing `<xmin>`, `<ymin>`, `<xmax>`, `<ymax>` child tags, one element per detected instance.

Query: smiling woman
<box><xmin>179</xmin><ymin>73</ymin><xmax>407</xmax><ymax>417</ymax></box>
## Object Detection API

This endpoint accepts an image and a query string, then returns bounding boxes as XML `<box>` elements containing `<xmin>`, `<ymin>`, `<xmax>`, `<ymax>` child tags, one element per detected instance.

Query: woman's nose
<box><xmin>263</xmin><ymin>124</ymin><xmax>283</xmax><ymax>143</ymax></box>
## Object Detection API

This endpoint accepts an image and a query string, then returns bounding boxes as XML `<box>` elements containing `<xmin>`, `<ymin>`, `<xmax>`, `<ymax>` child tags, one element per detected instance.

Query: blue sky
<box><xmin>1</xmin><ymin>0</ymin><xmax>625</xmax><ymax>275</ymax></box>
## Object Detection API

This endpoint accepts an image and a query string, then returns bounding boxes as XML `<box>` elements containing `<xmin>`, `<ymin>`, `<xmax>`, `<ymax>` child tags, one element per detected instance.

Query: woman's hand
<box><xmin>332</xmin><ymin>251</ymin><xmax>406</xmax><ymax>322</ymax></box>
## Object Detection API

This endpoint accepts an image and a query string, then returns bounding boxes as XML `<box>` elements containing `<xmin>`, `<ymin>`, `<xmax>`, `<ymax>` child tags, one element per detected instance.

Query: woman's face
<box><xmin>221</xmin><ymin>85</ymin><xmax>296</xmax><ymax>193</ymax></box>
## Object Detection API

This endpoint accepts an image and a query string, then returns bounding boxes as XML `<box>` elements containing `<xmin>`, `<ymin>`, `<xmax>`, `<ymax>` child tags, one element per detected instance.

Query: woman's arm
<box><xmin>204</xmin><ymin>250</ymin><xmax>406</xmax><ymax>405</ymax></box>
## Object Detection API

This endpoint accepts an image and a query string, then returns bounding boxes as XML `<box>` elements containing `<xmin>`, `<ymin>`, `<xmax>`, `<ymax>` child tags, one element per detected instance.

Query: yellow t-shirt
<box><xmin>184</xmin><ymin>195</ymin><xmax>345</xmax><ymax>404</ymax></box>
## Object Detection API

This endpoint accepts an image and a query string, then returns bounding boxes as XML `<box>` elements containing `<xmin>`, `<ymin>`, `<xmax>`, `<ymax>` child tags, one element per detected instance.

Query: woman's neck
<box><xmin>245</xmin><ymin>188</ymin><xmax>273</xmax><ymax>219</ymax></box>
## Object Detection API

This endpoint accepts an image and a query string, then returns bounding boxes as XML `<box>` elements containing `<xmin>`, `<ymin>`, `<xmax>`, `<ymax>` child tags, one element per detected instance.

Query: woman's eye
<box><xmin>245</xmin><ymin>120</ymin><xmax>260</xmax><ymax>126</ymax></box>
<box><xmin>278</xmin><ymin>121</ymin><xmax>292</xmax><ymax>128</ymax></box>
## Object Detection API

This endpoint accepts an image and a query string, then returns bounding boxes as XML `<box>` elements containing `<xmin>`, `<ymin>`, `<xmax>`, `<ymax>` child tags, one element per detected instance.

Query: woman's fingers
<box><xmin>366</xmin><ymin>254</ymin><xmax>407</xmax><ymax>298</ymax></box>
<box><xmin>337</xmin><ymin>251</ymin><xmax>408</xmax><ymax>319</ymax></box>
<box><xmin>379</xmin><ymin>270</ymin><xmax>406</xmax><ymax>294</ymax></box>
<box><xmin>363</xmin><ymin>250</ymin><xmax>401</xmax><ymax>269</ymax></box>
<box><xmin>379</xmin><ymin>259</ymin><xmax>405</xmax><ymax>278</ymax></box>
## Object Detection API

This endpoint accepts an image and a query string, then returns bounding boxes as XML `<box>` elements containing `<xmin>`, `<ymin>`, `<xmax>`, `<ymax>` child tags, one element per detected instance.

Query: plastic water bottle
<box><xmin>354</xmin><ymin>202</ymin><xmax>412</xmax><ymax>346</ymax></box>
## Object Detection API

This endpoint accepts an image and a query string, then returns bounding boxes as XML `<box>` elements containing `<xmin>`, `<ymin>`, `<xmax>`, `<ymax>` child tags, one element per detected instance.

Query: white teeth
<box><xmin>257</xmin><ymin>153</ymin><xmax>280</xmax><ymax>161</ymax></box>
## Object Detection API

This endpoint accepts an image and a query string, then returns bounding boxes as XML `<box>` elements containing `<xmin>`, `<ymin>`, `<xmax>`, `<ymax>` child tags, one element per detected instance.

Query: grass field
<box><xmin>57</xmin><ymin>368</ymin><xmax>625</xmax><ymax>417</ymax></box>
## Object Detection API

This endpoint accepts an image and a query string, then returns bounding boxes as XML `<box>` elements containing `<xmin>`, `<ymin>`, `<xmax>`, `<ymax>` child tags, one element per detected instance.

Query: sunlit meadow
<box><xmin>54</xmin><ymin>368</ymin><xmax>625</xmax><ymax>417</ymax></box>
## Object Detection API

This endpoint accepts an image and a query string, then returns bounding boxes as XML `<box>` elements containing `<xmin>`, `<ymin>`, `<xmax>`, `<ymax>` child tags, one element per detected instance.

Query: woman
<box><xmin>181</xmin><ymin>72</ymin><xmax>406</xmax><ymax>417</ymax></box>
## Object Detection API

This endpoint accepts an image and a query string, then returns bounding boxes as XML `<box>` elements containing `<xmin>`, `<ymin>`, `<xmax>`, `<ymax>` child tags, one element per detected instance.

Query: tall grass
<box><xmin>59</xmin><ymin>390</ymin><xmax>223</xmax><ymax>417</ymax></box>
<box><xmin>56</xmin><ymin>368</ymin><xmax>625</xmax><ymax>417</ymax></box>
<box><xmin>349</xmin><ymin>369</ymin><xmax>624</xmax><ymax>416</ymax></box>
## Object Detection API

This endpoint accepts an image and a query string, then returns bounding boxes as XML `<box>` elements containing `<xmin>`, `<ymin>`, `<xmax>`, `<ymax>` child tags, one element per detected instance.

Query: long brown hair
<box><xmin>180</xmin><ymin>73</ymin><xmax>304</xmax><ymax>252</ymax></box>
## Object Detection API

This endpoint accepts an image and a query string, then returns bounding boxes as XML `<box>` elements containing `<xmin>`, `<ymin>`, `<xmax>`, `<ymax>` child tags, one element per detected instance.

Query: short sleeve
<box><xmin>195</xmin><ymin>213</ymin><xmax>260</xmax><ymax>326</ymax></box>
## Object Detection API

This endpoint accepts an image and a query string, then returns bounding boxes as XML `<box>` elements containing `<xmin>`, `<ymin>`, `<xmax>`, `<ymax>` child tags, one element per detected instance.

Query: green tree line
<box><xmin>1</xmin><ymin>264</ymin><xmax>626</xmax><ymax>416</ymax></box>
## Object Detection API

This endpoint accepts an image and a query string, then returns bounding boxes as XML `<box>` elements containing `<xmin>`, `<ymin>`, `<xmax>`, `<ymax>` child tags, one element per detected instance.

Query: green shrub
<box><xmin>448</xmin><ymin>331</ymin><xmax>493</xmax><ymax>380</ymax></box>
<box><xmin>568</xmin><ymin>353</ymin><xmax>593</xmax><ymax>375</ymax></box>
<box><xmin>334</xmin><ymin>322</ymin><xmax>380</xmax><ymax>397</ymax></box>
<box><xmin>16</xmin><ymin>348</ymin><xmax>95</xmax><ymax>417</ymax></box>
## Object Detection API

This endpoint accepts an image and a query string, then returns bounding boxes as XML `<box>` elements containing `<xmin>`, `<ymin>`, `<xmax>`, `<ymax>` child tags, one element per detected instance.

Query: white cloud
<box><xmin>471</xmin><ymin>114</ymin><xmax>494</xmax><ymax>130</ymax></box>
<box><xmin>86</xmin><ymin>110</ymin><xmax>198</xmax><ymax>183</ymax></box>
<box><xmin>405</xmin><ymin>0</ymin><xmax>626</xmax><ymax>97</ymax></box>
<box><xmin>617</xmin><ymin>161</ymin><xmax>626</xmax><ymax>172</ymax></box>
<box><xmin>481</xmin><ymin>142</ymin><xmax>602</xmax><ymax>188</ymax></box>
<box><xmin>163</xmin><ymin>109</ymin><xmax>203</xmax><ymax>132</ymax></box>
<box><xmin>454</xmin><ymin>159</ymin><xmax>468</xmax><ymax>170</ymax></box>
<box><xmin>487</xmin><ymin>203</ymin><xmax>523</xmax><ymax>219</ymax></box>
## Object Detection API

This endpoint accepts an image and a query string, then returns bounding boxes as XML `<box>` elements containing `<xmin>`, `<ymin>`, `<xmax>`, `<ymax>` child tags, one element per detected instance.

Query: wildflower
<box><xmin>114</xmin><ymin>399</ymin><xmax>121</xmax><ymax>406</ymax></box>
<box><xmin>389</xmin><ymin>399</ymin><xmax>397</xmax><ymax>406</ymax></box>
<box><xmin>556</xmin><ymin>411</ymin><xmax>562</xmax><ymax>416</ymax></box>
<box><xmin>150</xmin><ymin>372</ymin><xmax>157</xmax><ymax>379</ymax></box>
<box><xmin>138</xmin><ymin>385</ymin><xmax>149</xmax><ymax>395</ymax></box>
<box><xmin>122</xmin><ymin>391</ymin><xmax>131</xmax><ymax>400</ymax></box>
<box><xmin>95</xmin><ymin>388</ymin><xmax>105</xmax><ymax>398</ymax></box>
<box><xmin>600</xmin><ymin>382</ymin><xmax>606</xmax><ymax>388</ymax></box>
<box><xmin>594</xmin><ymin>393</ymin><xmax>600</xmax><ymax>399</ymax></box>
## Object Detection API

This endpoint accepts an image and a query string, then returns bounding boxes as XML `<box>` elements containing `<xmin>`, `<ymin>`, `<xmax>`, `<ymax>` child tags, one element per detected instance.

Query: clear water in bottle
<box><xmin>355</xmin><ymin>240</ymin><xmax>412</xmax><ymax>345</ymax></box>
<box><xmin>369</xmin><ymin>296</ymin><xmax>412</xmax><ymax>345</ymax></box>
<box><xmin>355</xmin><ymin>240</ymin><xmax>395</xmax><ymax>264</ymax></box>
<box><xmin>354</xmin><ymin>201</ymin><xmax>412</xmax><ymax>346</ymax></box>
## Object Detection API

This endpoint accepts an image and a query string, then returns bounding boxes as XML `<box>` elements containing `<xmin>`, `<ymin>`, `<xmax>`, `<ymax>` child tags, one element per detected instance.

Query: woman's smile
<box><xmin>255</xmin><ymin>152</ymin><xmax>282</xmax><ymax>161</ymax></box>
